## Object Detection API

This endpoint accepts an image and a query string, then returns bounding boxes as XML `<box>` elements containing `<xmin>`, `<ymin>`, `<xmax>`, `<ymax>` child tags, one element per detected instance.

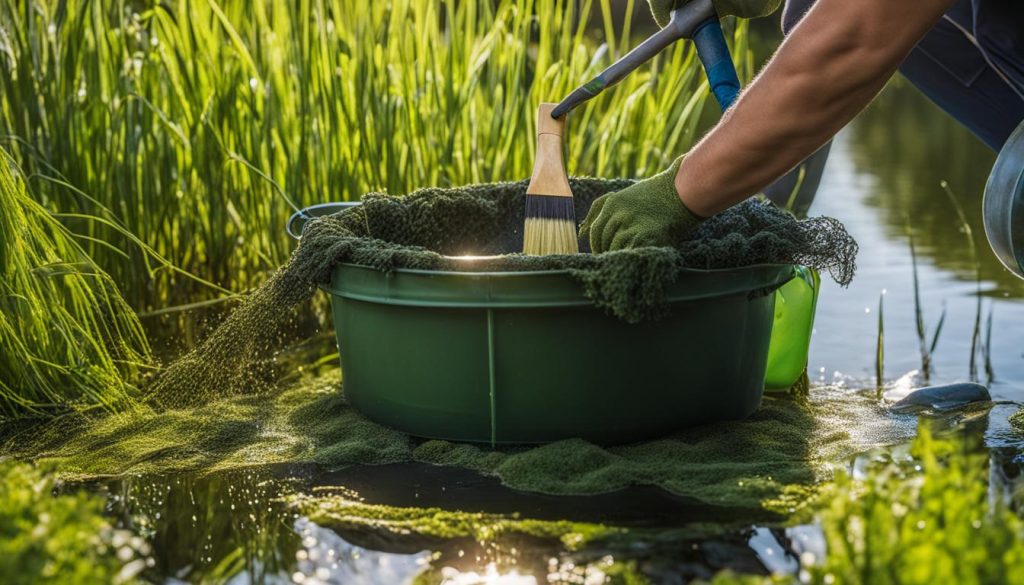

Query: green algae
<box><xmin>290</xmin><ymin>495</ymin><xmax>619</xmax><ymax>551</ymax></box>
<box><xmin>34</xmin><ymin>372</ymin><xmax>413</xmax><ymax>480</ymax></box>
<box><xmin>34</xmin><ymin>370</ymin><xmax>917</xmax><ymax>511</ymax></box>
<box><xmin>291</xmin><ymin>180</ymin><xmax>857</xmax><ymax>325</ymax></box>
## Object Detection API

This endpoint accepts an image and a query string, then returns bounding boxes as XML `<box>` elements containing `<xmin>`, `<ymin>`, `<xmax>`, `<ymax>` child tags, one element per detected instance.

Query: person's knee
<box><xmin>782</xmin><ymin>0</ymin><xmax>817</xmax><ymax>36</ymax></box>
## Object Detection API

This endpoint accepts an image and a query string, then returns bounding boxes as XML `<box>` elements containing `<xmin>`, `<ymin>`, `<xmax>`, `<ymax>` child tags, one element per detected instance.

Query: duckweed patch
<box><xmin>38</xmin><ymin>373</ymin><xmax>915</xmax><ymax>510</ymax></box>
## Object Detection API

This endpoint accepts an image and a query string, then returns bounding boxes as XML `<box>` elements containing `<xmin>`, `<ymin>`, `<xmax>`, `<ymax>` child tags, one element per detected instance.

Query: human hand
<box><xmin>579</xmin><ymin>158</ymin><xmax>705</xmax><ymax>252</ymax></box>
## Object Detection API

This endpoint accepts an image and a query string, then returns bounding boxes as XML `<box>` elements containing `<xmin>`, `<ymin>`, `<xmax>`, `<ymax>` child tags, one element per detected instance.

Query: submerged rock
<box><xmin>889</xmin><ymin>382</ymin><xmax>991</xmax><ymax>413</ymax></box>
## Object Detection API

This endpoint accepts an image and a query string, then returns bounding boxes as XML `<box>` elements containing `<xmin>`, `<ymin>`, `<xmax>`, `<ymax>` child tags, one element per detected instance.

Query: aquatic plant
<box><xmin>0</xmin><ymin>155</ymin><xmax>149</xmax><ymax>419</ymax></box>
<box><xmin>0</xmin><ymin>460</ymin><xmax>146</xmax><ymax>584</ymax></box>
<box><xmin>907</xmin><ymin>225</ymin><xmax>945</xmax><ymax>382</ymax></box>
<box><xmin>0</xmin><ymin>0</ymin><xmax>740</xmax><ymax>315</ymax></box>
<box><xmin>982</xmin><ymin>304</ymin><xmax>994</xmax><ymax>384</ymax></box>
<box><xmin>875</xmin><ymin>291</ymin><xmax>884</xmax><ymax>394</ymax></box>
<box><xmin>807</xmin><ymin>426</ymin><xmax>1024</xmax><ymax>584</ymax></box>
<box><xmin>704</xmin><ymin>426</ymin><xmax>1024</xmax><ymax>584</ymax></box>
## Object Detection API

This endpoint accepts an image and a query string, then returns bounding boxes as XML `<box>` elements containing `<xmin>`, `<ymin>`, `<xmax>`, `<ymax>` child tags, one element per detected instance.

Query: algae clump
<box><xmin>38</xmin><ymin>370</ymin><xmax>916</xmax><ymax>511</ymax></box>
<box><xmin>290</xmin><ymin>495</ymin><xmax>619</xmax><ymax>550</ymax></box>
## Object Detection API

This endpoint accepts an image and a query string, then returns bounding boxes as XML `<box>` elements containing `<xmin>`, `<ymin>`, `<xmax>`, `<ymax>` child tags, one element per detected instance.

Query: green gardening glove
<box><xmin>649</xmin><ymin>0</ymin><xmax>782</xmax><ymax>27</ymax></box>
<box><xmin>579</xmin><ymin>158</ymin><xmax>705</xmax><ymax>253</ymax></box>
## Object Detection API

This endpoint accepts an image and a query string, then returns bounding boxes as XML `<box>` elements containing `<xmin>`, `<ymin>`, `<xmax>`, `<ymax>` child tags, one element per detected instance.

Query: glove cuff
<box><xmin>654</xmin><ymin>1</ymin><xmax>782</xmax><ymax>26</ymax></box>
<box><xmin>654</xmin><ymin>156</ymin><xmax>705</xmax><ymax>239</ymax></box>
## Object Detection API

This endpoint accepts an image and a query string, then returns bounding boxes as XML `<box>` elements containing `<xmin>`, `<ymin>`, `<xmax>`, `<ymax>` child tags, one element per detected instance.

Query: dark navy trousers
<box><xmin>784</xmin><ymin>0</ymin><xmax>1024</xmax><ymax>151</ymax></box>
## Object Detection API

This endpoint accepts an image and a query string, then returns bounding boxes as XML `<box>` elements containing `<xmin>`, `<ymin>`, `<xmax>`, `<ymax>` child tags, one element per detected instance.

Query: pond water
<box><xmin>84</xmin><ymin>80</ymin><xmax>1024</xmax><ymax>584</ymax></box>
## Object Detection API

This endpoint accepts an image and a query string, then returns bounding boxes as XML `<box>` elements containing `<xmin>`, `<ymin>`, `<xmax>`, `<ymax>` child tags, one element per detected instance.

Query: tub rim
<box><xmin>322</xmin><ymin>261</ymin><xmax>798</xmax><ymax>309</ymax></box>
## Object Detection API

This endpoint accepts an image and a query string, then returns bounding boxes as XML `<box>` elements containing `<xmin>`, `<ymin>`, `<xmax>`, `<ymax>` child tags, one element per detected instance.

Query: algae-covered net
<box><xmin>30</xmin><ymin>177</ymin><xmax>866</xmax><ymax>507</ymax></box>
<box><xmin>152</xmin><ymin>177</ymin><xmax>856</xmax><ymax>409</ymax></box>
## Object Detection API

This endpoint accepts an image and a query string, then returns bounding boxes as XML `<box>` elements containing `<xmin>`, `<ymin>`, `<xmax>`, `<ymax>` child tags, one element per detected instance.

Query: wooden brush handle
<box><xmin>527</xmin><ymin>103</ymin><xmax>572</xmax><ymax>197</ymax></box>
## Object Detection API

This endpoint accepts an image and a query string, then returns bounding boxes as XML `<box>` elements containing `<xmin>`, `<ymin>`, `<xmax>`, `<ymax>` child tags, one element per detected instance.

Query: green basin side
<box><xmin>324</xmin><ymin>263</ymin><xmax>797</xmax><ymax>446</ymax></box>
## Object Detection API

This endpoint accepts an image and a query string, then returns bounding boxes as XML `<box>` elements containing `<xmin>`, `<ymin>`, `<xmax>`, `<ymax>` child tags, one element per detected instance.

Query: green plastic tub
<box><xmin>323</xmin><ymin>262</ymin><xmax>807</xmax><ymax>445</ymax></box>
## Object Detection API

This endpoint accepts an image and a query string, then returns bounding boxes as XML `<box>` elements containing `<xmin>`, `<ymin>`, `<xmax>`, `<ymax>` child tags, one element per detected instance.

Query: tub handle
<box><xmin>286</xmin><ymin>202</ymin><xmax>363</xmax><ymax>239</ymax></box>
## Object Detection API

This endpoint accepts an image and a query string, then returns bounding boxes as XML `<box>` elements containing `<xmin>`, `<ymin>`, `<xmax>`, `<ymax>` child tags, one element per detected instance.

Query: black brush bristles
<box><xmin>523</xmin><ymin>194</ymin><xmax>578</xmax><ymax>255</ymax></box>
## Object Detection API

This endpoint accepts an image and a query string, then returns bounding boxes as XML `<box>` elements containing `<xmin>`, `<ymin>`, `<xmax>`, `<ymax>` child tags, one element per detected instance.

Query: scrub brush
<box><xmin>523</xmin><ymin>103</ymin><xmax>577</xmax><ymax>255</ymax></box>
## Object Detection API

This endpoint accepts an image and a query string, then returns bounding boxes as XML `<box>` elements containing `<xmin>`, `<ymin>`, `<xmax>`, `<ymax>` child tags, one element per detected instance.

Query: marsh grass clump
<box><xmin>0</xmin><ymin>157</ymin><xmax>149</xmax><ymax>420</ymax></box>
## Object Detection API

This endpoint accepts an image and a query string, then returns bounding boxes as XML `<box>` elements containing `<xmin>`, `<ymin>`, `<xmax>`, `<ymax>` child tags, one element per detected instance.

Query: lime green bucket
<box><xmin>322</xmin><ymin>262</ymin><xmax>813</xmax><ymax>445</ymax></box>
<box><xmin>765</xmin><ymin>266</ymin><xmax>820</xmax><ymax>391</ymax></box>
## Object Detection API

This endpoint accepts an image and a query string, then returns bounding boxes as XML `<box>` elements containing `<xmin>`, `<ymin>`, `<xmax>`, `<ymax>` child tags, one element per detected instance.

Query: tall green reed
<box><xmin>907</xmin><ymin>224</ymin><xmax>944</xmax><ymax>382</ymax></box>
<box><xmin>875</xmin><ymin>290</ymin><xmax>884</xmax><ymax>395</ymax></box>
<box><xmin>0</xmin><ymin>0</ymin><xmax>738</xmax><ymax>315</ymax></box>
<box><xmin>0</xmin><ymin>153</ymin><xmax>149</xmax><ymax>419</ymax></box>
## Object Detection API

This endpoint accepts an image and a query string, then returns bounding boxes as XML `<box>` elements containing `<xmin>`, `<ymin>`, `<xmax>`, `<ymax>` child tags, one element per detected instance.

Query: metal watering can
<box><xmin>984</xmin><ymin>119</ymin><xmax>1024</xmax><ymax>280</ymax></box>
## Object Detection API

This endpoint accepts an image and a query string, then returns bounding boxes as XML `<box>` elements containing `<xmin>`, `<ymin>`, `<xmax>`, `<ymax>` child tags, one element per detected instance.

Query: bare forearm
<box><xmin>675</xmin><ymin>0</ymin><xmax>957</xmax><ymax>217</ymax></box>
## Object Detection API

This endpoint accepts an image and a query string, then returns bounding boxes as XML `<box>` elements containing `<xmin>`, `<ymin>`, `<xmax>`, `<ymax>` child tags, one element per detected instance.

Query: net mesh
<box><xmin>150</xmin><ymin>177</ymin><xmax>857</xmax><ymax>409</ymax></box>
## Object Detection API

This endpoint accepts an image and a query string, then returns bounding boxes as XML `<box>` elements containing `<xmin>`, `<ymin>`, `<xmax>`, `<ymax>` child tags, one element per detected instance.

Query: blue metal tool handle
<box><xmin>551</xmin><ymin>0</ymin><xmax>739</xmax><ymax>118</ymax></box>
<box><xmin>692</xmin><ymin>19</ymin><xmax>740</xmax><ymax>111</ymax></box>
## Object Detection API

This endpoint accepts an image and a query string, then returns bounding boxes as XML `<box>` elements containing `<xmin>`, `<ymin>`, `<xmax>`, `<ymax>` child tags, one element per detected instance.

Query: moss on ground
<box><xmin>31</xmin><ymin>370</ymin><xmax>916</xmax><ymax>511</ymax></box>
